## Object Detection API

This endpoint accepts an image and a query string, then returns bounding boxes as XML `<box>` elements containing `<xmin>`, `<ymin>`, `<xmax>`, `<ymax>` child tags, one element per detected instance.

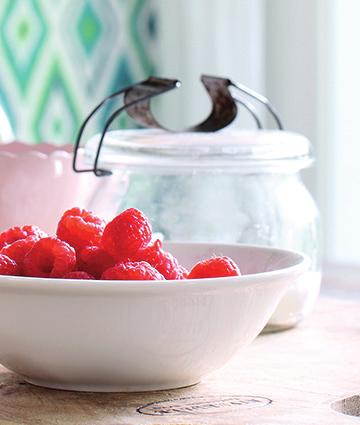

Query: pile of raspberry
<box><xmin>0</xmin><ymin>207</ymin><xmax>241</xmax><ymax>281</ymax></box>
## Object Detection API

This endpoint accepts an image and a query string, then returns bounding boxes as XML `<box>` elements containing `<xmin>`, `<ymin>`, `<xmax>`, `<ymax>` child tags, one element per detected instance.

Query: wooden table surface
<box><xmin>0</xmin><ymin>296</ymin><xmax>359</xmax><ymax>425</ymax></box>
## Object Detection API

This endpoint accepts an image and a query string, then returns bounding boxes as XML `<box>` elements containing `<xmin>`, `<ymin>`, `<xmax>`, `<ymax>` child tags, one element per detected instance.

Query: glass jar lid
<box><xmin>85</xmin><ymin>129</ymin><xmax>313</xmax><ymax>173</ymax></box>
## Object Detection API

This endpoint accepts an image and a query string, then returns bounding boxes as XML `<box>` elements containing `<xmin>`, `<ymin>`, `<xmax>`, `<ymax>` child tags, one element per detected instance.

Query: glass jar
<box><xmin>85</xmin><ymin>129</ymin><xmax>321</xmax><ymax>331</ymax></box>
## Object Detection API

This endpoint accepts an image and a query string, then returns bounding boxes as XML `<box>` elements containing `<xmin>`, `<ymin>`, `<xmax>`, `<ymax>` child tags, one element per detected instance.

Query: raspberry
<box><xmin>136</xmin><ymin>239</ymin><xmax>188</xmax><ymax>280</ymax></box>
<box><xmin>101</xmin><ymin>261</ymin><xmax>165</xmax><ymax>281</ymax></box>
<box><xmin>101</xmin><ymin>208</ymin><xmax>152</xmax><ymax>259</ymax></box>
<box><xmin>23</xmin><ymin>237</ymin><xmax>76</xmax><ymax>278</ymax></box>
<box><xmin>57</xmin><ymin>207</ymin><xmax>105</xmax><ymax>251</ymax></box>
<box><xmin>188</xmin><ymin>256</ymin><xmax>241</xmax><ymax>279</ymax></box>
<box><xmin>63</xmin><ymin>271</ymin><xmax>95</xmax><ymax>280</ymax></box>
<box><xmin>0</xmin><ymin>235</ymin><xmax>39</xmax><ymax>273</ymax></box>
<box><xmin>77</xmin><ymin>246</ymin><xmax>116</xmax><ymax>279</ymax></box>
<box><xmin>0</xmin><ymin>225</ymin><xmax>47</xmax><ymax>250</ymax></box>
<box><xmin>0</xmin><ymin>254</ymin><xmax>19</xmax><ymax>276</ymax></box>
<box><xmin>176</xmin><ymin>265</ymin><xmax>189</xmax><ymax>280</ymax></box>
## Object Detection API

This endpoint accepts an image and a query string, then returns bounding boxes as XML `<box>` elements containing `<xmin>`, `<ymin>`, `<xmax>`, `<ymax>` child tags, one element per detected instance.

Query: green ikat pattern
<box><xmin>0</xmin><ymin>0</ymin><xmax>157</xmax><ymax>144</ymax></box>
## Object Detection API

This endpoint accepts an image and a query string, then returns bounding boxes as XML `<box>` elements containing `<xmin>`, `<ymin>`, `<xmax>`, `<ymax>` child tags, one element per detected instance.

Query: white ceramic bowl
<box><xmin>0</xmin><ymin>242</ymin><xmax>308</xmax><ymax>392</ymax></box>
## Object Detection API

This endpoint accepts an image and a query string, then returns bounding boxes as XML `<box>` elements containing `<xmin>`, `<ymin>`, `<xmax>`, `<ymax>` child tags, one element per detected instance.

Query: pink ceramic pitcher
<box><xmin>0</xmin><ymin>142</ymin><xmax>99</xmax><ymax>234</ymax></box>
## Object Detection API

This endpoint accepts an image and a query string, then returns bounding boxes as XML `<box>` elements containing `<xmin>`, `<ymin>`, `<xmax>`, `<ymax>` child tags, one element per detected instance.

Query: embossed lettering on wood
<box><xmin>137</xmin><ymin>395</ymin><xmax>272</xmax><ymax>416</ymax></box>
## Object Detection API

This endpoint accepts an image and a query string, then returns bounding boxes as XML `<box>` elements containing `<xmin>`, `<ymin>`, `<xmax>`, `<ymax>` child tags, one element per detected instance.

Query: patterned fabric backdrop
<box><xmin>0</xmin><ymin>0</ymin><xmax>157</xmax><ymax>144</ymax></box>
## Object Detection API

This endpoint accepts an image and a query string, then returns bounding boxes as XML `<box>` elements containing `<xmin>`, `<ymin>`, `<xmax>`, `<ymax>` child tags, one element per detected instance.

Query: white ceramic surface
<box><xmin>0</xmin><ymin>142</ymin><xmax>99</xmax><ymax>234</ymax></box>
<box><xmin>0</xmin><ymin>242</ymin><xmax>308</xmax><ymax>392</ymax></box>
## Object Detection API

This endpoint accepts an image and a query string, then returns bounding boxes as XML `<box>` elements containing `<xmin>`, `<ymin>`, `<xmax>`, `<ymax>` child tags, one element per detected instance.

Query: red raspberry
<box><xmin>188</xmin><ymin>256</ymin><xmax>241</xmax><ymax>279</ymax></box>
<box><xmin>23</xmin><ymin>237</ymin><xmax>76</xmax><ymax>278</ymax></box>
<box><xmin>101</xmin><ymin>208</ymin><xmax>152</xmax><ymax>259</ymax></box>
<box><xmin>176</xmin><ymin>265</ymin><xmax>189</xmax><ymax>280</ymax></box>
<box><xmin>136</xmin><ymin>239</ymin><xmax>188</xmax><ymax>280</ymax></box>
<box><xmin>63</xmin><ymin>271</ymin><xmax>95</xmax><ymax>280</ymax></box>
<box><xmin>77</xmin><ymin>246</ymin><xmax>116</xmax><ymax>279</ymax></box>
<box><xmin>0</xmin><ymin>236</ymin><xmax>39</xmax><ymax>273</ymax></box>
<box><xmin>0</xmin><ymin>225</ymin><xmax>47</xmax><ymax>249</ymax></box>
<box><xmin>0</xmin><ymin>254</ymin><xmax>20</xmax><ymax>276</ymax></box>
<box><xmin>57</xmin><ymin>207</ymin><xmax>105</xmax><ymax>251</ymax></box>
<box><xmin>101</xmin><ymin>261</ymin><xmax>165</xmax><ymax>281</ymax></box>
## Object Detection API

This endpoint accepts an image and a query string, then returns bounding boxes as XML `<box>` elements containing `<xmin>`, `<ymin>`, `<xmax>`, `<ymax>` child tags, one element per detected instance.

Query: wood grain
<box><xmin>0</xmin><ymin>297</ymin><xmax>359</xmax><ymax>424</ymax></box>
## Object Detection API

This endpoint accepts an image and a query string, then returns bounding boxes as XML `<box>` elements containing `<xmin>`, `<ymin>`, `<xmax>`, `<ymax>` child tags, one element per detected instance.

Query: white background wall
<box><xmin>266</xmin><ymin>0</ymin><xmax>360</xmax><ymax>265</ymax></box>
<box><xmin>330</xmin><ymin>0</ymin><xmax>360</xmax><ymax>264</ymax></box>
<box><xmin>264</xmin><ymin>0</ymin><xmax>329</xmax><ymax>255</ymax></box>
<box><xmin>155</xmin><ymin>0</ymin><xmax>265</xmax><ymax>130</ymax></box>
<box><xmin>155</xmin><ymin>0</ymin><xmax>360</xmax><ymax>266</ymax></box>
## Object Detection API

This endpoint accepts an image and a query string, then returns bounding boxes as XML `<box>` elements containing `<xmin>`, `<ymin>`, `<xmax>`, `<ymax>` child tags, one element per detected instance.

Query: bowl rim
<box><xmin>0</xmin><ymin>243</ymin><xmax>310</xmax><ymax>294</ymax></box>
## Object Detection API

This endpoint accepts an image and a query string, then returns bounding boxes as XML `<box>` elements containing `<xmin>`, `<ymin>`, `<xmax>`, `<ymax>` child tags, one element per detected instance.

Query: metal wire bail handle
<box><xmin>124</xmin><ymin>75</ymin><xmax>284</xmax><ymax>131</ymax></box>
<box><xmin>72</xmin><ymin>75</ymin><xmax>284</xmax><ymax>177</ymax></box>
<box><xmin>229</xmin><ymin>79</ymin><xmax>284</xmax><ymax>130</ymax></box>
<box><xmin>72</xmin><ymin>77</ymin><xmax>180</xmax><ymax>177</ymax></box>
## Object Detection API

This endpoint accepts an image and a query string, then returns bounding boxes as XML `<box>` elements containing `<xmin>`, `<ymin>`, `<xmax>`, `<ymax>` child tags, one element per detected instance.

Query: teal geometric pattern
<box><xmin>0</xmin><ymin>0</ymin><xmax>157</xmax><ymax>144</ymax></box>
<box><xmin>0</xmin><ymin>75</ymin><xmax>16</xmax><ymax>131</ymax></box>
<box><xmin>130</xmin><ymin>0</ymin><xmax>156</xmax><ymax>75</ymax></box>
<box><xmin>33</xmin><ymin>61</ymin><xmax>80</xmax><ymax>143</ymax></box>
<box><xmin>101</xmin><ymin>56</ymin><xmax>136</xmax><ymax>130</ymax></box>
<box><xmin>0</xmin><ymin>0</ymin><xmax>47</xmax><ymax>94</ymax></box>
<box><xmin>77</xmin><ymin>2</ymin><xmax>102</xmax><ymax>57</ymax></box>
